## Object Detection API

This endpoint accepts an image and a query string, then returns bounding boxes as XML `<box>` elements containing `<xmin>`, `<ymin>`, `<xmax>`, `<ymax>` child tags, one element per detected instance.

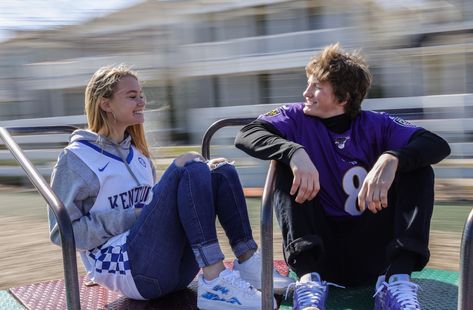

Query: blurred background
<box><xmin>0</xmin><ymin>0</ymin><xmax>472</xmax><ymax>292</ymax></box>
<box><xmin>0</xmin><ymin>0</ymin><xmax>472</xmax><ymax>193</ymax></box>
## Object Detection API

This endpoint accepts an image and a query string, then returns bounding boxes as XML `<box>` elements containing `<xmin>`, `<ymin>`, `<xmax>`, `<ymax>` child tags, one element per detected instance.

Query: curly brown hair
<box><xmin>305</xmin><ymin>43</ymin><xmax>372</xmax><ymax>118</ymax></box>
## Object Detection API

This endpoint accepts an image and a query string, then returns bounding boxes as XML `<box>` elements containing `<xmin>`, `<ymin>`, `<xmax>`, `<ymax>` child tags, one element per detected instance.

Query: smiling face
<box><xmin>302</xmin><ymin>77</ymin><xmax>346</xmax><ymax>119</ymax></box>
<box><xmin>100</xmin><ymin>75</ymin><xmax>145</xmax><ymax>141</ymax></box>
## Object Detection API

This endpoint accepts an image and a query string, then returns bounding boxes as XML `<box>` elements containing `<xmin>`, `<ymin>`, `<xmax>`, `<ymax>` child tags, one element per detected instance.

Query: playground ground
<box><xmin>0</xmin><ymin>188</ymin><xmax>471</xmax><ymax>291</ymax></box>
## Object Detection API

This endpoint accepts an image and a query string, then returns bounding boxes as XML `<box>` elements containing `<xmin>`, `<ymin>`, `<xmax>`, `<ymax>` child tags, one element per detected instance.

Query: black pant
<box><xmin>274</xmin><ymin>163</ymin><xmax>434</xmax><ymax>287</ymax></box>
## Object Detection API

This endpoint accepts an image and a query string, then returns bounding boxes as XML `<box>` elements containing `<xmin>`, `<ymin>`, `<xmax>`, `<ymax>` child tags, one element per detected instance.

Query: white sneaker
<box><xmin>197</xmin><ymin>268</ymin><xmax>262</xmax><ymax>310</ymax></box>
<box><xmin>233</xmin><ymin>251</ymin><xmax>295</xmax><ymax>294</ymax></box>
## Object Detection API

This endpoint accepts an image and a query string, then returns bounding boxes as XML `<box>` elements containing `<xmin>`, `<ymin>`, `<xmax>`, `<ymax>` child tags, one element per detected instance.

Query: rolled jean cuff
<box><xmin>192</xmin><ymin>242</ymin><xmax>225</xmax><ymax>268</ymax></box>
<box><xmin>232</xmin><ymin>239</ymin><xmax>258</xmax><ymax>258</ymax></box>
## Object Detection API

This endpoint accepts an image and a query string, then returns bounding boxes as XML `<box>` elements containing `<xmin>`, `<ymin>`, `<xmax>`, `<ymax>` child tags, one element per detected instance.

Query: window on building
<box><xmin>265</xmin><ymin>7</ymin><xmax>310</xmax><ymax>35</ymax></box>
<box><xmin>308</xmin><ymin>6</ymin><xmax>324</xmax><ymax>30</ymax></box>
<box><xmin>182</xmin><ymin>77</ymin><xmax>216</xmax><ymax>109</ymax></box>
<box><xmin>142</xmin><ymin>85</ymin><xmax>170</xmax><ymax>110</ymax></box>
<box><xmin>63</xmin><ymin>91</ymin><xmax>84</xmax><ymax>116</ymax></box>
<box><xmin>219</xmin><ymin>74</ymin><xmax>260</xmax><ymax>106</ymax></box>
<box><xmin>0</xmin><ymin>101</ymin><xmax>19</xmax><ymax>121</ymax></box>
<box><xmin>259</xmin><ymin>73</ymin><xmax>270</xmax><ymax>104</ymax></box>
<box><xmin>190</xmin><ymin>20</ymin><xmax>216</xmax><ymax>43</ymax></box>
<box><xmin>216</xmin><ymin>15</ymin><xmax>258</xmax><ymax>41</ymax></box>
<box><xmin>267</xmin><ymin>70</ymin><xmax>306</xmax><ymax>104</ymax></box>
<box><xmin>367</xmin><ymin>66</ymin><xmax>384</xmax><ymax>99</ymax></box>
<box><xmin>467</xmin><ymin>52</ymin><xmax>473</xmax><ymax>93</ymax></box>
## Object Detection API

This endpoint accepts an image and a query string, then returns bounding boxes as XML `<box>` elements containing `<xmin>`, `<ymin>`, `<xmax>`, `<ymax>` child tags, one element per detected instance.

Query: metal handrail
<box><xmin>459</xmin><ymin>208</ymin><xmax>473</xmax><ymax>310</ymax></box>
<box><xmin>0</xmin><ymin>126</ymin><xmax>80</xmax><ymax>310</ymax></box>
<box><xmin>260</xmin><ymin>160</ymin><xmax>277</xmax><ymax>310</ymax></box>
<box><xmin>201</xmin><ymin>117</ymin><xmax>275</xmax><ymax>309</ymax></box>
<box><xmin>201</xmin><ymin>117</ymin><xmax>256</xmax><ymax>159</ymax></box>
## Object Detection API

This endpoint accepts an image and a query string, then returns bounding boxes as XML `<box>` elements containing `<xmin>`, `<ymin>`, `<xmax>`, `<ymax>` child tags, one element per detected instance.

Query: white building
<box><xmin>0</xmin><ymin>0</ymin><xmax>471</xmax><ymax>143</ymax></box>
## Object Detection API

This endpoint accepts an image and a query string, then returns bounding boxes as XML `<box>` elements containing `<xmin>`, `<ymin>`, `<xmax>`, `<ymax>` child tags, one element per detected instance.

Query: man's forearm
<box><xmin>385</xmin><ymin>129</ymin><xmax>451</xmax><ymax>172</ymax></box>
<box><xmin>235</xmin><ymin>120</ymin><xmax>303</xmax><ymax>165</ymax></box>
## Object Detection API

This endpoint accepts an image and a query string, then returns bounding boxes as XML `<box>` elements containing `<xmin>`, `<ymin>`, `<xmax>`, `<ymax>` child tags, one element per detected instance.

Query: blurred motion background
<box><xmin>0</xmin><ymin>0</ymin><xmax>472</xmax><ymax>196</ymax></box>
<box><xmin>0</xmin><ymin>0</ymin><xmax>472</xmax><ymax>293</ymax></box>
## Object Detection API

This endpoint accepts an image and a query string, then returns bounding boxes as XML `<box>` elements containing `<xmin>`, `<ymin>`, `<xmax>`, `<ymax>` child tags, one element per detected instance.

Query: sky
<box><xmin>0</xmin><ymin>0</ymin><xmax>143</xmax><ymax>42</ymax></box>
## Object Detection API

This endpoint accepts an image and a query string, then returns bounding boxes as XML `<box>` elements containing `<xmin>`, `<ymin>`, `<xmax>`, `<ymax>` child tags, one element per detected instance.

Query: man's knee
<box><xmin>412</xmin><ymin>165</ymin><xmax>434</xmax><ymax>182</ymax></box>
<box><xmin>394</xmin><ymin>166</ymin><xmax>434</xmax><ymax>194</ymax></box>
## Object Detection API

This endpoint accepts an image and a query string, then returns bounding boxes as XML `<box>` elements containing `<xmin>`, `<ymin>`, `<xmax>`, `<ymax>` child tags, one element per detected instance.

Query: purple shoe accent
<box><xmin>374</xmin><ymin>279</ymin><xmax>421</xmax><ymax>310</ymax></box>
<box><xmin>290</xmin><ymin>273</ymin><xmax>343</xmax><ymax>310</ymax></box>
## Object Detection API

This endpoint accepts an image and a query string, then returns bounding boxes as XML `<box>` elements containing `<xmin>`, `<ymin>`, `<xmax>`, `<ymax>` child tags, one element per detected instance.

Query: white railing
<box><xmin>187</xmin><ymin>93</ymin><xmax>473</xmax><ymax>187</ymax></box>
<box><xmin>1</xmin><ymin>94</ymin><xmax>472</xmax><ymax>182</ymax></box>
<box><xmin>187</xmin><ymin>94</ymin><xmax>473</xmax><ymax>143</ymax></box>
<box><xmin>24</xmin><ymin>54</ymin><xmax>168</xmax><ymax>90</ymax></box>
<box><xmin>0</xmin><ymin>109</ymin><xmax>170</xmax><ymax>177</ymax></box>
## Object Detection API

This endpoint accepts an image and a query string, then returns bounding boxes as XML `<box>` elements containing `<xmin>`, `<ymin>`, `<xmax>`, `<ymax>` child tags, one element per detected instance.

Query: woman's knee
<box><xmin>176</xmin><ymin>155</ymin><xmax>212</xmax><ymax>184</ymax></box>
<box><xmin>211</xmin><ymin>163</ymin><xmax>244</xmax><ymax>191</ymax></box>
<box><xmin>212</xmin><ymin>161</ymin><xmax>238</xmax><ymax>177</ymax></box>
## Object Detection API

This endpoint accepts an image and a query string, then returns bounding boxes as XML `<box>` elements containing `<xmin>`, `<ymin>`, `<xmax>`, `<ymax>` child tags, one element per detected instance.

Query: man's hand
<box><xmin>357</xmin><ymin>153</ymin><xmax>398</xmax><ymax>213</ymax></box>
<box><xmin>289</xmin><ymin>148</ymin><xmax>320</xmax><ymax>204</ymax></box>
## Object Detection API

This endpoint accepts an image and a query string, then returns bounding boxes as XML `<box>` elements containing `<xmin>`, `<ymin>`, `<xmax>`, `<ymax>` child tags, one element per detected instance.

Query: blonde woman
<box><xmin>49</xmin><ymin>64</ymin><xmax>292</xmax><ymax>309</ymax></box>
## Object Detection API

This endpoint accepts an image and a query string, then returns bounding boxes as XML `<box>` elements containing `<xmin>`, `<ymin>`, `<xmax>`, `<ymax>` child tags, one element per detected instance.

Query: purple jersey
<box><xmin>258</xmin><ymin>103</ymin><xmax>421</xmax><ymax>217</ymax></box>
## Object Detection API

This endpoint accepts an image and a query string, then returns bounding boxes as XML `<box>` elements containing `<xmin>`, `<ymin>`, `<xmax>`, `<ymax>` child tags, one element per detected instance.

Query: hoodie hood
<box><xmin>69</xmin><ymin>129</ymin><xmax>132</xmax><ymax>157</ymax></box>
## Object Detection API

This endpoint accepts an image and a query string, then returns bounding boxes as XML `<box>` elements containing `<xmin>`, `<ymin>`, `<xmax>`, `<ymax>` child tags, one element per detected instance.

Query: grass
<box><xmin>431</xmin><ymin>204</ymin><xmax>473</xmax><ymax>233</ymax></box>
<box><xmin>246</xmin><ymin>197</ymin><xmax>473</xmax><ymax>234</ymax></box>
<box><xmin>0</xmin><ymin>193</ymin><xmax>471</xmax><ymax>235</ymax></box>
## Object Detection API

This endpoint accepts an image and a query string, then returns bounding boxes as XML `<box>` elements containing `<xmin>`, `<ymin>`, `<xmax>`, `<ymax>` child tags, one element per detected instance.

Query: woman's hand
<box><xmin>175</xmin><ymin>151</ymin><xmax>205</xmax><ymax>167</ymax></box>
<box><xmin>207</xmin><ymin>157</ymin><xmax>230</xmax><ymax>169</ymax></box>
<box><xmin>357</xmin><ymin>153</ymin><xmax>398</xmax><ymax>213</ymax></box>
<box><xmin>134</xmin><ymin>208</ymin><xmax>142</xmax><ymax>218</ymax></box>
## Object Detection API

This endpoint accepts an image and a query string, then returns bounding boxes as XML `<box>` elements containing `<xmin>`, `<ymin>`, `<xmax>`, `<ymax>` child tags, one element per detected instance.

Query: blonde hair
<box><xmin>84</xmin><ymin>64</ymin><xmax>150</xmax><ymax>157</ymax></box>
<box><xmin>306</xmin><ymin>43</ymin><xmax>372</xmax><ymax>118</ymax></box>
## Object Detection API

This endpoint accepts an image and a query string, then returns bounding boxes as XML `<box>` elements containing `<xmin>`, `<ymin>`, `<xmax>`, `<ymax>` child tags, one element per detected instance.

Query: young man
<box><xmin>235</xmin><ymin>43</ymin><xmax>451</xmax><ymax>309</ymax></box>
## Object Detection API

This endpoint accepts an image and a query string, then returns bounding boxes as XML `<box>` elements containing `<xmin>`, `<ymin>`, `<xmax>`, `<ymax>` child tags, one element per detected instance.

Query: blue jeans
<box><xmin>127</xmin><ymin>160</ymin><xmax>257</xmax><ymax>299</ymax></box>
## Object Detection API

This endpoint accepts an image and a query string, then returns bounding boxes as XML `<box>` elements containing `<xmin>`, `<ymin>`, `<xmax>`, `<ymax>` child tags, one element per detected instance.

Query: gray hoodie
<box><xmin>48</xmin><ymin>129</ymin><xmax>156</xmax><ymax>251</ymax></box>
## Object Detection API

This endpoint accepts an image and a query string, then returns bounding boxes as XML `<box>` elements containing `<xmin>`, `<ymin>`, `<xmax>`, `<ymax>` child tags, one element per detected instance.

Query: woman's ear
<box><xmin>99</xmin><ymin>98</ymin><xmax>112</xmax><ymax>112</ymax></box>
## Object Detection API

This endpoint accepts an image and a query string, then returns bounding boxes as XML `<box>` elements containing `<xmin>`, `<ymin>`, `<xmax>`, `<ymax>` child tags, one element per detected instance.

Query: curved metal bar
<box><xmin>0</xmin><ymin>126</ymin><xmax>80</xmax><ymax>310</ymax></box>
<box><xmin>201</xmin><ymin>118</ymin><xmax>255</xmax><ymax>159</ymax></box>
<box><xmin>261</xmin><ymin>160</ymin><xmax>277</xmax><ymax>310</ymax></box>
<box><xmin>459</xmin><ymin>208</ymin><xmax>473</xmax><ymax>310</ymax></box>
<box><xmin>202</xmin><ymin>117</ymin><xmax>278</xmax><ymax>309</ymax></box>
